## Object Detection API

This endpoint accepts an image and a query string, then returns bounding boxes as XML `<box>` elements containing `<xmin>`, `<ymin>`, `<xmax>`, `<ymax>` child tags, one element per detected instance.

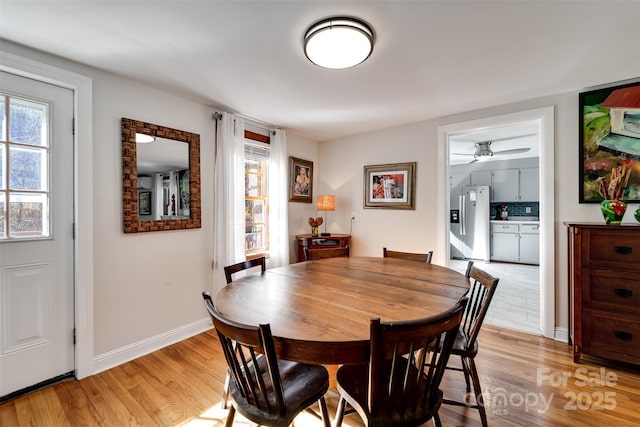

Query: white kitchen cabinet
<box><xmin>519</xmin><ymin>233</ymin><xmax>540</xmax><ymax>264</ymax></box>
<box><xmin>519</xmin><ymin>167</ymin><xmax>539</xmax><ymax>202</ymax></box>
<box><xmin>450</xmin><ymin>172</ymin><xmax>470</xmax><ymax>195</ymax></box>
<box><xmin>491</xmin><ymin>223</ymin><xmax>520</xmax><ymax>262</ymax></box>
<box><xmin>491</xmin><ymin>222</ymin><xmax>540</xmax><ymax>264</ymax></box>
<box><xmin>519</xmin><ymin>223</ymin><xmax>540</xmax><ymax>264</ymax></box>
<box><xmin>491</xmin><ymin>169</ymin><xmax>519</xmax><ymax>202</ymax></box>
<box><xmin>470</xmin><ymin>170</ymin><xmax>492</xmax><ymax>187</ymax></box>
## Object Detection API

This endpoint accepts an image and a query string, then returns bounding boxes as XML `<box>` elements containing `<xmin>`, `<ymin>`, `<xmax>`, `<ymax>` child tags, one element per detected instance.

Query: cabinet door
<box><xmin>470</xmin><ymin>170</ymin><xmax>492</xmax><ymax>187</ymax></box>
<box><xmin>520</xmin><ymin>168</ymin><xmax>539</xmax><ymax>202</ymax></box>
<box><xmin>492</xmin><ymin>169</ymin><xmax>519</xmax><ymax>202</ymax></box>
<box><xmin>520</xmin><ymin>233</ymin><xmax>540</xmax><ymax>264</ymax></box>
<box><xmin>491</xmin><ymin>232</ymin><xmax>519</xmax><ymax>262</ymax></box>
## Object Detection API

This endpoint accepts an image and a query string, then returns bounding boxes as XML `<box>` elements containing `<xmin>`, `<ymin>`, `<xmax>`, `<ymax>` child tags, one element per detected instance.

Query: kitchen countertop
<box><xmin>491</xmin><ymin>217</ymin><xmax>539</xmax><ymax>223</ymax></box>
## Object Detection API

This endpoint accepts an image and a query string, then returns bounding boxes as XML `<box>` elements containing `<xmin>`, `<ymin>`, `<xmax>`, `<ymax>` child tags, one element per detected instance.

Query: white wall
<box><xmin>318</xmin><ymin>91</ymin><xmax>640</xmax><ymax>333</ymax></box>
<box><xmin>1</xmin><ymin>41</ymin><xmax>322</xmax><ymax>372</ymax></box>
<box><xmin>286</xmin><ymin>134</ymin><xmax>320</xmax><ymax>263</ymax></box>
<box><xmin>1</xmin><ymin>41</ymin><xmax>217</xmax><ymax>367</ymax></box>
<box><xmin>92</xmin><ymin>76</ymin><xmax>215</xmax><ymax>356</ymax></box>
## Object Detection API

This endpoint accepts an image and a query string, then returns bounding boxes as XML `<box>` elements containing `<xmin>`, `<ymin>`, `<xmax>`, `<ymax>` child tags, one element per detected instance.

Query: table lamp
<box><xmin>317</xmin><ymin>195</ymin><xmax>335</xmax><ymax>236</ymax></box>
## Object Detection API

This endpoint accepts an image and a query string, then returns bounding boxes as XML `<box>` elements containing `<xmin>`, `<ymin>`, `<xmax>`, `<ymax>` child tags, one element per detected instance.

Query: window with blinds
<box><xmin>244</xmin><ymin>136</ymin><xmax>270</xmax><ymax>257</ymax></box>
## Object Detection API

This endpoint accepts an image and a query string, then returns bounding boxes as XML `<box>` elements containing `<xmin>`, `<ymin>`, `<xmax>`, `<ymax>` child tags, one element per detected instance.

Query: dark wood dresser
<box><xmin>567</xmin><ymin>223</ymin><xmax>640</xmax><ymax>364</ymax></box>
<box><xmin>294</xmin><ymin>234</ymin><xmax>351</xmax><ymax>262</ymax></box>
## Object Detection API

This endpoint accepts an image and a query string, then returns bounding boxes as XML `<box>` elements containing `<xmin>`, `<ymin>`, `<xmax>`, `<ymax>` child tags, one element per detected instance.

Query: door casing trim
<box><xmin>437</xmin><ymin>107</ymin><xmax>555</xmax><ymax>339</ymax></box>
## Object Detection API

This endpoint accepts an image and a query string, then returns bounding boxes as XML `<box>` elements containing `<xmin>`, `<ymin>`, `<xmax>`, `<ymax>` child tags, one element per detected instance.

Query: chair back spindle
<box><xmin>335</xmin><ymin>298</ymin><xmax>467</xmax><ymax>426</ymax></box>
<box><xmin>462</xmin><ymin>266</ymin><xmax>499</xmax><ymax>351</ymax></box>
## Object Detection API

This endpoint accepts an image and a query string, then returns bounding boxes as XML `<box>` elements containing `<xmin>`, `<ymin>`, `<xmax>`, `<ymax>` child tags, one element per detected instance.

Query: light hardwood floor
<box><xmin>2</xmin><ymin>326</ymin><xmax>639</xmax><ymax>426</ymax></box>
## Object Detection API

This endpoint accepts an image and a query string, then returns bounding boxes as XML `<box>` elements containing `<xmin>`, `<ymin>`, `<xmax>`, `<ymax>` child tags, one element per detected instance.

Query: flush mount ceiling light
<box><xmin>304</xmin><ymin>16</ymin><xmax>374</xmax><ymax>69</ymax></box>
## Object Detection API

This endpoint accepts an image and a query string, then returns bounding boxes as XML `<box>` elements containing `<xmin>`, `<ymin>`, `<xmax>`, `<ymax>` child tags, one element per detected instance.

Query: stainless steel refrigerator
<box><xmin>450</xmin><ymin>185</ymin><xmax>490</xmax><ymax>261</ymax></box>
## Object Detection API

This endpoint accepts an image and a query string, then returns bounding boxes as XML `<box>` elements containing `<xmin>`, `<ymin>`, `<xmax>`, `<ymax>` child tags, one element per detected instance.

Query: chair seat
<box><xmin>336</xmin><ymin>359</ymin><xmax>443</xmax><ymax>427</ymax></box>
<box><xmin>451</xmin><ymin>330</ymin><xmax>478</xmax><ymax>357</ymax></box>
<box><xmin>231</xmin><ymin>357</ymin><xmax>329</xmax><ymax>426</ymax></box>
<box><xmin>428</xmin><ymin>330</ymin><xmax>478</xmax><ymax>358</ymax></box>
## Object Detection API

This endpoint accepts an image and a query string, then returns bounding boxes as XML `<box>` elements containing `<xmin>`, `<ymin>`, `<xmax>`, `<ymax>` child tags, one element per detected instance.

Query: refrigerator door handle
<box><xmin>459</xmin><ymin>194</ymin><xmax>465</xmax><ymax>236</ymax></box>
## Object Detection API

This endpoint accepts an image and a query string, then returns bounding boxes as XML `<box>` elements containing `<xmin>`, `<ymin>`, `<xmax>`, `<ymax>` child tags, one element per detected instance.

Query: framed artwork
<box><xmin>363</xmin><ymin>162</ymin><xmax>416</xmax><ymax>209</ymax></box>
<box><xmin>138</xmin><ymin>191</ymin><xmax>151</xmax><ymax>215</ymax></box>
<box><xmin>579</xmin><ymin>80</ymin><xmax>640</xmax><ymax>203</ymax></box>
<box><xmin>289</xmin><ymin>157</ymin><xmax>313</xmax><ymax>203</ymax></box>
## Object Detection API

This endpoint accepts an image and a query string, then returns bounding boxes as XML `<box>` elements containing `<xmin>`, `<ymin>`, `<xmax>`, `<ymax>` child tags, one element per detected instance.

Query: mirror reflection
<box><xmin>136</xmin><ymin>137</ymin><xmax>190</xmax><ymax>221</ymax></box>
<box><xmin>122</xmin><ymin>118</ymin><xmax>201</xmax><ymax>233</ymax></box>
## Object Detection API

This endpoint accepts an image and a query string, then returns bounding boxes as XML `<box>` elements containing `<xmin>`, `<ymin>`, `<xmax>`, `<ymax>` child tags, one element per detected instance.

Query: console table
<box><xmin>295</xmin><ymin>233</ymin><xmax>351</xmax><ymax>262</ymax></box>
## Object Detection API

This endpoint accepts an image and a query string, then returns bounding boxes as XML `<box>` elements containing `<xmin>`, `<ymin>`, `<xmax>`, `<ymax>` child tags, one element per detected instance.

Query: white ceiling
<box><xmin>1</xmin><ymin>1</ymin><xmax>638</xmax><ymax>142</ymax></box>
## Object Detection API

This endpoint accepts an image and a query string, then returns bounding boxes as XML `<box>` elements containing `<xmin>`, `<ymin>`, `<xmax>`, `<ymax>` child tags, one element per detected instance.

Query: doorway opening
<box><xmin>437</xmin><ymin>107</ymin><xmax>555</xmax><ymax>339</ymax></box>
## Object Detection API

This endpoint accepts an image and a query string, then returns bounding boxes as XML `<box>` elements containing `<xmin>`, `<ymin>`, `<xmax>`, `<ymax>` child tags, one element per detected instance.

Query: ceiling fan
<box><xmin>451</xmin><ymin>134</ymin><xmax>534</xmax><ymax>164</ymax></box>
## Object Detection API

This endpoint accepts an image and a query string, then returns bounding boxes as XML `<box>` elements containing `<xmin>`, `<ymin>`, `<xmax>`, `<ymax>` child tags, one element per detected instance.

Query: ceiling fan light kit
<box><xmin>303</xmin><ymin>16</ymin><xmax>374</xmax><ymax>69</ymax></box>
<box><xmin>474</xmin><ymin>142</ymin><xmax>494</xmax><ymax>161</ymax></box>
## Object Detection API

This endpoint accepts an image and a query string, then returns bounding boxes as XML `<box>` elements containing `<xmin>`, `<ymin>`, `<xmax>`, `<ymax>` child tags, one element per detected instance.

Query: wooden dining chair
<box><xmin>304</xmin><ymin>245</ymin><xmax>349</xmax><ymax>261</ymax></box>
<box><xmin>224</xmin><ymin>256</ymin><xmax>266</xmax><ymax>284</ymax></box>
<box><xmin>440</xmin><ymin>264</ymin><xmax>499</xmax><ymax>427</ymax></box>
<box><xmin>201</xmin><ymin>292</ymin><xmax>331</xmax><ymax>427</ymax></box>
<box><xmin>334</xmin><ymin>298</ymin><xmax>468</xmax><ymax>427</ymax></box>
<box><xmin>218</xmin><ymin>256</ymin><xmax>268</xmax><ymax>408</ymax></box>
<box><xmin>383</xmin><ymin>247</ymin><xmax>433</xmax><ymax>263</ymax></box>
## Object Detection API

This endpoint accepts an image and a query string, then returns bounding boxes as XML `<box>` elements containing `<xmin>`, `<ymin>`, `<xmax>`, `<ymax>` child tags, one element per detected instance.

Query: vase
<box><xmin>311</xmin><ymin>226</ymin><xmax>319</xmax><ymax>237</ymax></box>
<box><xmin>600</xmin><ymin>200</ymin><xmax>627</xmax><ymax>225</ymax></box>
<box><xmin>635</xmin><ymin>207</ymin><xmax>640</xmax><ymax>223</ymax></box>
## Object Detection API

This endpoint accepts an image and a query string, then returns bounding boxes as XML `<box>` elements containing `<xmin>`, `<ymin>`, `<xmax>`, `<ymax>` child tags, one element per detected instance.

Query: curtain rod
<box><xmin>212</xmin><ymin>110</ymin><xmax>278</xmax><ymax>134</ymax></box>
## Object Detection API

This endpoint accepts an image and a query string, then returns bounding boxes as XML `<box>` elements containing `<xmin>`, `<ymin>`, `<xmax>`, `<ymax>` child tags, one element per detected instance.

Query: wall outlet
<box><xmin>525</xmin><ymin>207</ymin><xmax>531</xmax><ymax>213</ymax></box>
<box><xmin>351</xmin><ymin>212</ymin><xmax>357</xmax><ymax>220</ymax></box>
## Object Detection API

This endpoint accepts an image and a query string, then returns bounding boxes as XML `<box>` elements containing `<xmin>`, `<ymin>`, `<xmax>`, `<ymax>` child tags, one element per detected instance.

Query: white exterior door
<box><xmin>0</xmin><ymin>71</ymin><xmax>75</xmax><ymax>397</ymax></box>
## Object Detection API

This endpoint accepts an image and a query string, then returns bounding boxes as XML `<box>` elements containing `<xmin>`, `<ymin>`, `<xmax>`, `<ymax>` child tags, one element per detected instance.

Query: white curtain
<box><xmin>268</xmin><ymin>129</ymin><xmax>289</xmax><ymax>268</ymax></box>
<box><xmin>212</xmin><ymin>112</ymin><xmax>246</xmax><ymax>293</ymax></box>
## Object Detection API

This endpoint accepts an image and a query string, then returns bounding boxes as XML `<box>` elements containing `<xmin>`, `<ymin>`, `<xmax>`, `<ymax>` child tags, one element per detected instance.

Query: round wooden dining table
<box><xmin>214</xmin><ymin>256</ymin><xmax>470</xmax><ymax>365</ymax></box>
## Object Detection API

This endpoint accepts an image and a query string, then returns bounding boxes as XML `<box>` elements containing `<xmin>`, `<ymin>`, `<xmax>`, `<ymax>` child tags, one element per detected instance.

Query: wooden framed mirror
<box><xmin>122</xmin><ymin>118</ymin><xmax>201</xmax><ymax>233</ymax></box>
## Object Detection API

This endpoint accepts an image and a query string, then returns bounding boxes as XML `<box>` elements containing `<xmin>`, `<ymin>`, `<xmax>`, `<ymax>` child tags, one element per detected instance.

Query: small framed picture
<box><xmin>138</xmin><ymin>191</ymin><xmax>151</xmax><ymax>215</ymax></box>
<box><xmin>364</xmin><ymin>162</ymin><xmax>416</xmax><ymax>209</ymax></box>
<box><xmin>289</xmin><ymin>157</ymin><xmax>313</xmax><ymax>203</ymax></box>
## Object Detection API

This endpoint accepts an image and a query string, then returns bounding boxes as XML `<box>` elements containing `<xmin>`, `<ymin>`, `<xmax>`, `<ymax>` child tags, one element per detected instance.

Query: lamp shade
<box><xmin>317</xmin><ymin>195</ymin><xmax>335</xmax><ymax>211</ymax></box>
<box><xmin>304</xmin><ymin>17</ymin><xmax>374</xmax><ymax>69</ymax></box>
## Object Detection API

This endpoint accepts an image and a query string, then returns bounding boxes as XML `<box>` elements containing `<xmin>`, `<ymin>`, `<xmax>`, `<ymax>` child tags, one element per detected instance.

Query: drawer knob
<box><xmin>614</xmin><ymin>288</ymin><xmax>633</xmax><ymax>298</ymax></box>
<box><xmin>614</xmin><ymin>331</ymin><xmax>632</xmax><ymax>341</ymax></box>
<box><xmin>614</xmin><ymin>246</ymin><xmax>633</xmax><ymax>254</ymax></box>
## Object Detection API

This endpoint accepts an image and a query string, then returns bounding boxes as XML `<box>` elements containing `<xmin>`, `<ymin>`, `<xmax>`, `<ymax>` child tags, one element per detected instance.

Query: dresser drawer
<box><xmin>583</xmin><ymin>309</ymin><xmax>640</xmax><ymax>359</ymax></box>
<box><xmin>583</xmin><ymin>268</ymin><xmax>640</xmax><ymax>315</ymax></box>
<box><xmin>584</xmin><ymin>229</ymin><xmax>640</xmax><ymax>269</ymax></box>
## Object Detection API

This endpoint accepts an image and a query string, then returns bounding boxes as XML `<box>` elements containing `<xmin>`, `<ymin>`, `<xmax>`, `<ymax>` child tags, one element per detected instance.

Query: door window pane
<box><xmin>0</xmin><ymin>94</ymin><xmax>50</xmax><ymax>241</ymax></box>
<box><xmin>0</xmin><ymin>143</ymin><xmax>5</xmax><ymax>190</ymax></box>
<box><xmin>0</xmin><ymin>198</ymin><xmax>5</xmax><ymax>238</ymax></box>
<box><xmin>9</xmin><ymin>146</ymin><xmax>47</xmax><ymax>191</ymax></box>
<box><xmin>0</xmin><ymin>97</ymin><xmax>5</xmax><ymax>141</ymax></box>
<box><xmin>9</xmin><ymin>192</ymin><xmax>48</xmax><ymax>238</ymax></box>
<box><xmin>9</xmin><ymin>98</ymin><xmax>48</xmax><ymax>147</ymax></box>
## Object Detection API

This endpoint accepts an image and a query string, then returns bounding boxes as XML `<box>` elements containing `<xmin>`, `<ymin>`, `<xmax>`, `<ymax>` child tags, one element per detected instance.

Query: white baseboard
<box><xmin>93</xmin><ymin>317</ymin><xmax>212</xmax><ymax>375</ymax></box>
<box><xmin>554</xmin><ymin>327</ymin><xmax>569</xmax><ymax>343</ymax></box>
